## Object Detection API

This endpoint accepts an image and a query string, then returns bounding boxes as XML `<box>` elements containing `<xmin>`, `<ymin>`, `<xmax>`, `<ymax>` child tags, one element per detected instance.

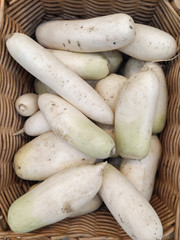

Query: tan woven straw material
<box><xmin>0</xmin><ymin>0</ymin><xmax>179</xmax><ymax>239</ymax></box>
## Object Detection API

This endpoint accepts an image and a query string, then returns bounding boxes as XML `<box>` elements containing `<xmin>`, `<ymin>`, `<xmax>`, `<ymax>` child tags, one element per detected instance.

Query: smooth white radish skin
<box><xmin>34</xmin><ymin>79</ymin><xmax>57</xmax><ymax>95</ymax></box>
<box><xmin>28</xmin><ymin>184</ymin><xmax>103</xmax><ymax>218</ymax></box>
<box><xmin>119</xmin><ymin>23</ymin><xmax>177</xmax><ymax>61</ymax></box>
<box><xmin>15</xmin><ymin>93</ymin><xmax>39</xmax><ymax>117</ymax></box>
<box><xmin>6</xmin><ymin>33</ymin><xmax>114</xmax><ymax>124</ymax></box>
<box><xmin>123</xmin><ymin>58</ymin><xmax>146</xmax><ymax>78</ymax></box>
<box><xmin>49</xmin><ymin>49</ymin><xmax>110</xmax><ymax>80</ymax></box>
<box><xmin>24</xmin><ymin>110</ymin><xmax>51</xmax><ymax>136</ymax></box>
<box><xmin>115</xmin><ymin>70</ymin><xmax>159</xmax><ymax>159</ymax></box>
<box><xmin>8</xmin><ymin>162</ymin><xmax>106</xmax><ymax>233</ymax></box>
<box><xmin>69</xmin><ymin>194</ymin><xmax>102</xmax><ymax>218</ymax></box>
<box><xmin>38</xmin><ymin>94</ymin><xmax>115</xmax><ymax>159</ymax></box>
<box><xmin>102</xmin><ymin>51</ymin><xmax>123</xmax><ymax>73</ymax></box>
<box><xmin>120</xmin><ymin>135</ymin><xmax>162</xmax><ymax>201</ymax></box>
<box><xmin>99</xmin><ymin>164</ymin><xmax>163</xmax><ymax>240</ymax></box>
<box><xmin>14</xmin><ymin>131</ymin><xmax>96</xmax><ymax>181</ymax></box>
<box><xmin>123</xmin><ymin>58</ymin><xmax>168</xmax><ymax>134</ymax></box>
<box><xmin>95</xmin><ymin>74</ymin><xmax>127</xmax><ymax>113</ymax></box>
<box><xmin>142</xmin><ymin>63</ymin><xmax>168</xmax><ymax>134</ymax></box>
<box><xmin>35</xmin><ymin>14</ymin><xmax>135</xmax><ymax>52</ymax></box>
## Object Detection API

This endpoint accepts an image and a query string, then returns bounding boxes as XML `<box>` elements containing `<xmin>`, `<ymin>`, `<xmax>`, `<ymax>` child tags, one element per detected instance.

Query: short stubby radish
<box><xmin>119</xmin><ymin>23</ymin><xmax>177</xmax><ymax>61</ymax></box>
<box><xmin>102</xmin><ymin>51</ymin><xmax>123</xmax><ymax>73</ymax></box>
<box><xmin>6</xmin><ymin>33</ymin><xmax>114</xmax><ymax>124</ymax></box>
<box><xmin>49</xmin><ymin>49</ymin><xmax>110</xmax><ymax>80</ymax></box>
<box><xmin>99</xmin><ymin>164</ymin><xmax>163</xmax><ymax>240</ymax></box>
<box><xmin>8</xmin><ymin>162</ymin><xmax>106</xmax><ymax>233</ymax></box>
<box><xmin>120</xmin><ymin>135</ymin><xmax>162</xmax><ymax>201</ymax></box>
<box><xmin>35</xmin><ymin>14</ymin><xmax>135</xmax><ymax>52</ymax></box>
<box><xmin>15</xmin><ymin>93</ymin><xmax>39</xmax><ymax>117</ymax></box>
<box><xmin>115</xmin><ymin>70</ymin><xmax>159</xmax><ymax>159</ymax></box>
<box><xmin>14</xmin><ymin>110</ymin><xmax>51</xmax><ymax>137</ymax></box>
<box><xmin>14</xmin><ymin>131</ymin><xmax>96</xmax><ymax>181</ymax></box>
<box><xmin>95</xmin><ymin>74</ymin><xmax>127</xmax><ymax>113</ymax></box>
<box><xmin>124</xmin><ymin>58</ymin><xmax>168</xmax><ymax>134</ymax></box>
<box><xmin>34</xmin><ymin>79</ymin><xmax>57</xmax><ymax>95</ymax></box>
<box><xmin>38</xmin><ymin>94</ymin><xmax>115</xmax><ymax>159</ymax></box>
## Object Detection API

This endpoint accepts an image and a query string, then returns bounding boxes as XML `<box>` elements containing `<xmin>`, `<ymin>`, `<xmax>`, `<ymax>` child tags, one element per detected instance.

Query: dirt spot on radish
<box><xmin>61</xmin><ymin>202</ymin><xmax>73</xmax><ymax>213</ymax></box>
<box><xmin>77</xmin><ymin>41</ymin><xmax>81</xmax><ymax>48</ymax></box>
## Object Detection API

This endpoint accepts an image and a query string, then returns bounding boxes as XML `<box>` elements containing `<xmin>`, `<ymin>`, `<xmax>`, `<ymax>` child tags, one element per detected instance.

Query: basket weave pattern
<box><xmin>0</xmin><ymin>0</ymin><xmax>180</xmax><ymax>239</ymax></box>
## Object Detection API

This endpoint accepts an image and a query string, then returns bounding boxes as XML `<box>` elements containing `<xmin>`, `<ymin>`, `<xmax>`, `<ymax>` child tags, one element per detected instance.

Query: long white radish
<box><xmin>14</xmin><ymin>131</ymin><xmax>96</xmax><ymax>181</ymax></box>
<box><xmin>102</xmin><ymin>51</ymin><xmax>123</xmax><ymax>73</ymax></box>
<box><xmin>14</xmin><ymin>111</ymin><xmax>51</xmax><ymax>137</ymax></box>
<box><xmin>6</xmin><ymin>33</ymin><xmax>114</xmax><ymax>124</ymax></box>
<box><xmin>99</xmin><ymin>163</ymin><xmax>163</xmax><ymax>240</ymax></box>
<box><xmin>95</xmin><ymin>74</ymin><xmax>127</xmax><ymax>113</ymax></box>
<box><xmin>34</xmin><ymin>79</ymin><xmax>57</xmax><ymax>95</ymax></box>
<box><xmin>119</xmin><ymin>23</ymin><xmax>177</xmax><ymax>61</ymax></box>
<box><xmin>49</xmin><ymin>49</ymin><xmax>110</xmax><ymax>80</ymax></box>
<box><xmin>115</xmin><ymin>70</ymin><xmax>159</xmax><ymax>159</ymax></box>
<box><xmin>123</xmin><ymin>58</ymin><xmax>168</xmax><ymax>134</ymax></box>
<box><xmin>8</xmin><ymin>162</ymin><xmax>106</xmax><ymax>233</ymax></box>
<box><xmin>120</xmin><ymin>135</ymin><xmax>162</xmax><ymax>201</ymax></box>
<box><xmin>15</xmin><ymin>93</ymin><xmax>39</xmax><ymax>117</ymax></box>
<box><xmin>38</xmin><ymin>94</ymin><xmax>115</xmax><ymax>159</ymax></box>
<box><xmin>35</xmin><ymin>14</ymin><xmax>135</xmax><ymax>52</ymax></box>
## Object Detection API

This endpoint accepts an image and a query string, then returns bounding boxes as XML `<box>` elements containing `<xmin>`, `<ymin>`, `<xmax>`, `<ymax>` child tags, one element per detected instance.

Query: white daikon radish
<box><xmin>49</xmin><ymin>49</ymin><xmax>110</xmax><ymax>80</ymax></box>
<box><xmin>115</xmin><ymin>70</ymin><xmax>159</xmax><ymax>159</ymax></box>
<box><xmin>99</xmin><ymin>163</ymin><xmax>163</xmax><ymax>240</ymax></box>
<box><xmin>119</xmin><ymin>23</ymin><xmax>177</xmax><ymax>61</ymax></box>
<box><xmin>95</xmin><ymin>74</ymin><xmax>127</xmax><ymax>113</ymax></box>
<box><xmin>120</xmin><ymin>135</ymin><xmax>162</xmax><ymax>201</ymax></box>
<box><xmin>38</xmin><ymin>94</ymin><xmax>115</xmax><ymax>159</ymax></box>
<box><xmin>142</xmin><ymin>63</ymin><xmax>168</xmax><ymax>134</ymax></box>
<box><xmin>8</xmin><ymin>162</ymin><xmax>106</xmax><ymax>233</ymax></box>
<box><xmin>14</xmin><ymin>111</ymin><xmax>50</xmax><ymax>137</ymax></box>
<box><xmin>6</xmin><ymin>33</ymin><xmax>114</xmax><ymax>124</ymax></box>
<box><xmin>102</xmin><ymin>50</ymin><xmax>123</xmax><ymax>73</ymax></box>
<box><xmin>14</xmin><ymin>131</ymin><xmax>96</xmax><ymax>181</ymax></box>
<box><xmin>34</xmin><ymin>79</ymin><xmax>57</xmax><ymax>95</ymax></box>
<box><xmin>123</xmin><ymin>58</ymin><xmax>168</xmax><ymax>134</ymax></box>
<box><xmin>35</xmin><ymin>14</ymin><xmax>135</xmax><ymax>52</ymax></box>
<box><xmin>28</xmin><ymin>183</ymin><xmax>102</xmax><ymax>218</ymax></box>
<box><xmin>69</xmin><ymin>194</ymin><xmax>103</xmax><ymax>218</ymax></box>
<box><xmin>15</xmin><ymin>93</ymin><xmax>39</xmax><ymax>117</ymax></box>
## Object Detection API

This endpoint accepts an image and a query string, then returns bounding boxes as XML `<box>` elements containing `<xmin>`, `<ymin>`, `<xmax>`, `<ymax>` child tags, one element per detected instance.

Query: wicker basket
<box><xmin>0</xmin><ymin>0</ymin><xmax>179</xmax><ymax>239</ymax></box>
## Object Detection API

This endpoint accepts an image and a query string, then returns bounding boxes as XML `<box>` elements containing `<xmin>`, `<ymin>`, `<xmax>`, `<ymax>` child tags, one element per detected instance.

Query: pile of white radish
<box><xmin>6</xmin><ymin>13</ymin><xmax>177</xmax><ymax>240</ymax></box>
